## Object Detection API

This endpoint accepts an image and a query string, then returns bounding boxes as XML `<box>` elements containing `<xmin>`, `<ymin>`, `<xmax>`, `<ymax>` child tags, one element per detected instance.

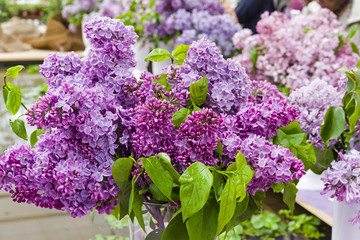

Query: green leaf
<box><xmin>311</xmin><ymin>146</ymin><xmax>335</xmax><ymax>174</ymax></box>
<box><xmin>217</xmin><ymin>177</ymin><xmax>237</xmax><ymax>235</ymax></box>
<box><xmin>344</xmin><ymin>91</ymin><xmax>360</xmax><ymax>133</ymax></box>
<box><xmin>161</xmin><ymin>211</ymin><xmax>190</xmax><ymax>240</ymax></box>
<box><xmin>146</xmin><ymin>229</ymin><xmax>165</xmax><ymax>240</ymax></box>
<box><xmin>347</xmin><ymin>77</ymin><xmax>355</xmax><ymax>92</ymax></box>
<box><xmin>132</xmin><ymin>190</ymin><xmax>146</xmax><ymax>232</ymax></box>
<box><xmin>280</xmin><ymin>120</ymin><xmax>303</xmax><ymax>134</ymax></box>
<box><xmin>351</xmin><ymin>42</ymin><xmax>360</xmax><ymax>55</ymax></box>
<box><xmin>214</xmin><ymin>140</ymin><xmax>223</xmax><ymax>156</ymax></box>
<box><xmin>213</xmin><ymin>171</ymin><xmax>225</xmax><ymax>200</ymax></box>
<box><xmin>149</xmin><ymin>183</ymin><xmax>169</xmax><ymax>202</ymax></box>
<box><xmin>346</xmin><ymin>25</ymin><xmax>358</xmax><ymax>41</ymax></box>
<box><xmin>179</xmin><ymin>162</ymin><xmax>213</xmax><ymax>221</ymax></box>
<box><xmin>283</xmin><ymin>183</ymin><xmax>298</xmax><ymax>213</ymax></box>
<box><xmin>158</xmin><ymin>153</ymin><xmax>181</xmax><ymax>185</ymax></box>
<box><xmin>128</xmin><ymin>176</ymin><xmax>136</xmax><ymax>215</ymax></box>
<box><xmin>118</xmin><ymin>182</ymin><xmax>132</xmax><ymax>220</ymax></box>
<box><xmin>172</xmin><ymin>108</ymin><xmax>191</xmax><ymax>129</ymax></box>
<box><xmin>156</xmin><ymin>74</ymin><xmax>172</xmax><ymax>92</ymax></box>
<box><xmin>294</xmin><ymin>143</ymin><xmax>316</xmax><ymax>171</ymax></box>
<box><xmin>320</xmin><ymin>106</ymin><xmax>346</xmax><ymax>146</ymax></box>
<box><xmin>190</xmin><ymin>75</ymin><xmax>208</xmax><ymax>106</ymax></box>
<box><xmin>338</xmin><ymin>66</ymin><xmax>350</xmax><ymax>74</ymax></box>
<box><xmin>334</xmin><ymin>34</ymin><xmax>344</xmax><ymax>54</ymax></box>
<box><xmin>141</xmin><ymin>156</ymin><xmax>174</xmax><ymax>201</ymax></box>
<box><xmin>250</xmin><ymin>48</ymin><xmax>258</xmax><ymax>73</ymax></box>
<box><xmin>2</xmin><ymin>82</ymin><xmax>14</xmax><ymax>103</ymax></box>
<box><xmin>186</xmin><ymin>194</ymin><xmax>219</xmax><ymax>240</ymax></box>
<box><xmin>237</xmin><ymin>195</ymin><xmax>260</xmax><ymax>222</ymax></box>
<box><xmin>30</xmin><ymin>128</ymin><xmax>45</xmax><ymax>148</ymax></box>
<box><xmin>5</xmin><ymin>65</ymin><xmax>24</xmax><ymax>78</ymax></box>
<box><xmin>9</xmin><ymin>119</ymin><xmax>27</xmax><ymax>140</ymax></box>
<box><xmin>145</xmin><ymin>48</ymin><xmax>171</xmax><ymax>62</ymax></box>
<box><xmin>172</xmin><ymin>44</ymin><xmax>190</xmax><ymax>65</ymax></box>
<box><xmin>235</xmin><ymin>151</ymin><xmax>247</xmax><ymax>171</ymax></box>
<box><xmin>272</xmin><ymin>182</ymin><xmax>285</xmax><ymax>193</ymax></box>
<box><xmin>6</xmin><ymin>86</ymin><xmax>21</xmax><ymax>115</ymax></box>
<box><xmin>112</xmin><ymin>157</ymin><xmax>134</xmax><ymax>190</ymax></box>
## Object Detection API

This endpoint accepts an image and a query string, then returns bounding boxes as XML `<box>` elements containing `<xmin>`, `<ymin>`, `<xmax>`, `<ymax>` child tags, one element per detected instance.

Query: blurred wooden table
<box><xmin>0</xmin><ymin>191</ymin><xmax>123</xmax><ymax>240</ymax></box>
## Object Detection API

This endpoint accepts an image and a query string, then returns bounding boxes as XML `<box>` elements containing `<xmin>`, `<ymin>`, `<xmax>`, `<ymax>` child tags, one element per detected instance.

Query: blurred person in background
<box><xmin>235</xmin><ymin>0</ymin><xmax>288</xmax><ymax>33</ymax></box>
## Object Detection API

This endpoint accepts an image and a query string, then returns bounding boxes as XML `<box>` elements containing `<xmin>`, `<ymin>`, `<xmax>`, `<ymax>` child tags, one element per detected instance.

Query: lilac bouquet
<box><xmin>232</xmin><ymin>9</ymin><xmax>359</xmax><ymax>89</ymax></box>
<box><xmin>1</xmin><ymin>17</ymin><xmax>310</xmax><ymax>239</ymax></box>
<box><xmin>119</xmin><ymin>0</ymin><xmax>241</xmax><ymax>57</ymax></box>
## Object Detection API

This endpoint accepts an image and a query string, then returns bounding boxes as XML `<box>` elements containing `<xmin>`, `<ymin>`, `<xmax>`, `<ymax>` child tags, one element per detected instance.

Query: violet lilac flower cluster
<box><xmin>0</xmin><ymin>17</ymin><xmax>306</xmax><ymax>218</ymax></box>
<box><xmin>322</xmin><ymin>150</ymin><xmax>360</xmax><ymax>226</ymax></box>
<box><xmin>144</xmin><ymin>0</ymin><xmax>241</xmax><ymax>56</ymax></box>
<box><xmin>288</xmin><ymin>79</ymin><xmax>345</xmax><ymax>149</ymax></box>
<box><xmin>232</xmin><ymin>9</ymin><xmax>359</xmax><ymax>89</ymax></box>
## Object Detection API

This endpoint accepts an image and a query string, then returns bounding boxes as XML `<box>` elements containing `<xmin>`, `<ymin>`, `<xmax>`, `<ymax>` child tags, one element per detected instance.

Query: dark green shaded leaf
<box><xmin>149</xmin><ymin>183</ymin><xmax>169</xmax><ymax>202</ymax></box>
<box><xmin>161</xmin><ymin>211</ymin><xmax>190</xmax><ymax>240</ymax></box>
<box><xmin>145</xmin><ymin>48</ymin><xmax>171</xmax><ymax>62</ymax></box>
<box><xmin>295</xmin><ymin>143</ymin><xmax>316</xmax><ymax>171</ymax></box>
<box><xmin>5</xmin><ymin>65</ymin><xmax>24</xmax><ymax>78</ymax></box>
<box><xmin>9</xmin><ymin>119</ymin><xmax>27</xmax><ymax>140</ymax></box>
<box><xmin>146</xmin><ymin>229</ymin><xmax>165</xmax><ymax>240</ymax></box>
<box><xmin>179</xmin><ymin>162</ymin><xmax>213</xmax><ymax>221</ymax></box>
<box><xmin>311</xmin><ymin>146</ymin><xmax>335</xmax><ymax>174</ymax></box>
<box><xmin>190</xmin><ymin>75</ymin><xmax>208</xmax><ymax>106</ymax></box>
<box><xmin>133</xmin><ymin>190</ymin><xmax>146</xmax><ymax>232</ymax></box>
<box><xmin>213</xmin><ymin>171</ymin><xmax>225</xmax><ymax>200</ymax></box>
<box><xmin>320</xmin><ymin>106</ymin><xmax>346</xmax><ymax>146</ymax></box>
<box><xmin>30</xmin><ymin>128</ymin><xmax>45</xmax><ymax>148</ymax></box>
<box><xmin>172</xmin><ymin>108</ymin><xmax>191</xmax><ymax>129</ymax></box>
<box><xmin>186</xmin><ymin>195</ymin><xmax>219</xmax><ymax>240</ymax></box>
<box><xmin>214</xmin><ymin>140</ymin><xmax>223</xmax><ymax>156</ymax></box>
<box><xmin>158</xmin><ymin>153</ymin><xmax>181</xmax><ymax>185</ymax></box>
<box><xmin>283</xmin><ymin>182</ymin><xmax>298</xmax><ymax>213</ymax></box>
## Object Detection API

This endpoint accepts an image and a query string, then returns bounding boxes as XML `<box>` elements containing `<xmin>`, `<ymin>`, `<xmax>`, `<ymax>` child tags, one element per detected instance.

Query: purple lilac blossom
<box><xmin>170</xmin><ymin>38</ymin><xmax>252</xmax><ymax>115</ymax></box>
<box><xmin>232</xmin><ymin>9</ymin><xmax>359</xmax><ymax>89</ymax></box>
<box><xmin>288</xmin><ymin>79</ymin><xmax>344</xmax><ymax>149</ymax></box>
<box><xmin>321</xmin><ymin>150</ymin><xmax>360</xmax><ymax>227</ymax></box>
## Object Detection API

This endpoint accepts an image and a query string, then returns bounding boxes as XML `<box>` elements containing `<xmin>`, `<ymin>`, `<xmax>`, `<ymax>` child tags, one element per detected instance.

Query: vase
<box><xmin>332</xmin><ymin>200</ymin><xmax>360</xmax><ymax>240</ymax></box>
<box><xmin>129</xmin><ymin>202</ymin><xmax>176</xmax><ymax>240</ymax></box>
<box><xmin>81</xmin><ymin>19</ymin><xmax>91</xmax><ymax>56</ymax></box>
<box><xmin>296</xmin><ymin>170</ymin><xmax>324</xmax><ymax>191</ymax></box>
<box><xmin>132</xmin><ymin>40</ymin><xmax>152</xmax><ymax>78</ymax></box>
<box><xmin>152</xmin><ymin>40</ymin><xmax>174</xmax><ymax>75</ymax></box>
